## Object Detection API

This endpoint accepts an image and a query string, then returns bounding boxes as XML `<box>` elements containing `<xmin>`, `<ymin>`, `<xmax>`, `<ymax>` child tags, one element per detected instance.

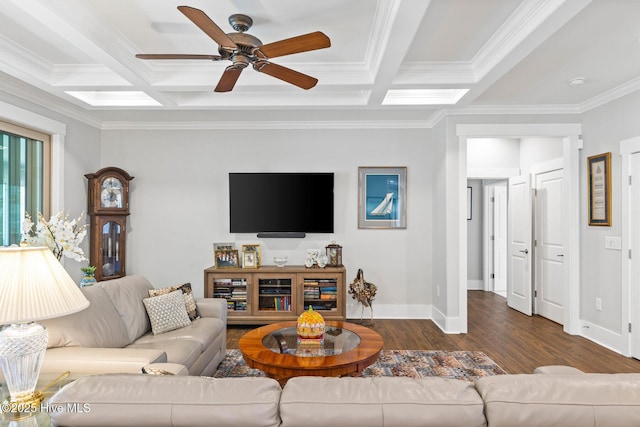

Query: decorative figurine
<box><xmin>348</xmin><ymin>268</ymin><xmax>377</xmax><ymax>324</ymax></box>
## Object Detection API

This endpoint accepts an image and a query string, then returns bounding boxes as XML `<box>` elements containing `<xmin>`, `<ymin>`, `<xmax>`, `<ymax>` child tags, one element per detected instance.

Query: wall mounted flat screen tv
<box><xmin>229</xmin><ymin>172</ymin><xmax>334</xmax><ymax>236</ymax></box>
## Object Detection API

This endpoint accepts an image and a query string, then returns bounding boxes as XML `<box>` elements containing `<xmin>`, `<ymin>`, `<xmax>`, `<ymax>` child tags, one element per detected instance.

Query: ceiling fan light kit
<box><xmin>135</xmin><ymin>6</ymin><xmax>331</xmax><ymax>92</ymax></box>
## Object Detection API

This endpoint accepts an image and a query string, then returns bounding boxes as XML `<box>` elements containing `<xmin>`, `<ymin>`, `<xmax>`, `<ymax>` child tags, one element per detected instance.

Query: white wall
<box><xmin>467</xmin><ymin>138</ymin><xmax>520</xmax><ymax>170</ymax></box>
<box><xmin>520</xmin><ymin>137</ymin><xmax>563</xmax><ymax>175</ymax></box>
<box><xmin>580</xmin><ymin>89</ymin><xmax>640</xmax><ymax>348</ymax></box>
<box><xmin>99</xmin><ymin>128</ymin><xmax>434</xmax><ymax>318</ymax></box>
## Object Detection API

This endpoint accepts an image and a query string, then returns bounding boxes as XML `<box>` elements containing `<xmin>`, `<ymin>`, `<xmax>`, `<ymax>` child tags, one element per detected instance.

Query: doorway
<box><xmin>457</xmin><ymin>124</ymin><xmax>581</xmax><ymax>336</ymax></box>
<box><xmin>620</xmin><ymin>136</ymin><xmax>640</xmax><ymax>358</ymax></box>
<box><xmin>484</xmin><ymin>180</ymin><xmax>508</xmax><ymax>297</ymax></box>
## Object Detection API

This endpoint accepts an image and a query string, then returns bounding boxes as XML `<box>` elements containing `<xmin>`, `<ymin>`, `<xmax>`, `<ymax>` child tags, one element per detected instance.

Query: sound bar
<box><xmin>257</xmin><ymin>232</ymin><xmax>306</xmax><ymax>239</ymax></box>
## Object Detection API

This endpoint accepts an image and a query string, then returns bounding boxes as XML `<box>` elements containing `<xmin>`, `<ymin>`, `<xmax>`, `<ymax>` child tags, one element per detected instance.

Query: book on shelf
<box><xmin>270</xmin><ymin>296</ymin><xmax>291</xmax><ymax>311</ymax></box>
<box><xmin>227</xmin><ymin>301</ymin><xmax>248</xmax><ymax>311</ymax></box>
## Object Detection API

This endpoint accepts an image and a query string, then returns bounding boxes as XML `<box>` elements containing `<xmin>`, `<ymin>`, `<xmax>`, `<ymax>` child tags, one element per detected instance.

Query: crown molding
<box><xmin>99</xmin><ymin>119</ymin><xmax>433</xmax><ymax>131</ymax></box>
<box><xmin>577</xmin><ymin>75</ymin><xmax>640</xmax><ymax>114</ymax></box>
<box><xmin>0</xmin><ymin>78</ymin><xmax>102</xmax><ymax>128</ymax></box>
<box><xmin>0</xmin><ymin>34</ymin><xmax>52</xmax><ymax>83</ymax></box>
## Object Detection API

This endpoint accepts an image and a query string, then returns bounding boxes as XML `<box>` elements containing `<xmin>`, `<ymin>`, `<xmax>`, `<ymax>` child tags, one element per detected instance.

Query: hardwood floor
<box><xmin>226</xmin><ymin>290</ymin><xmax>640</xmax><ymax>374</ymax></box>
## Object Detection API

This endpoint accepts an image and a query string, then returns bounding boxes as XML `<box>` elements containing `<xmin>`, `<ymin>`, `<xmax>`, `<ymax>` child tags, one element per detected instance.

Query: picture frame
<box><xmin>214</xmin><ymin>249</ymin><xmax>239</xmax><ymax>269</ymax></box>
<box><xmin>358</xmin><ymin>167</ymin><xmax>407</xmax><ymax>229</ymax></box>
<box><xmin>588</xmin><ymin>152</ymin><xmax>612</xmax><ymax>226</ymax></box>
<box><xmin>242</xmin><ymin>244</ymin><xmax>261</xmax><ymax>266</ymax></box>
<box><xmin>242</xmin><ymin>251</ymin><xmax>258</xmax><ymax>269</ymax></box>
<box><xmin>467</xmin><ymin>186</ymin><xmax>472</xmax><ymax>220</ymax></box>
<box><xmin>214</xmin><ymin>242</ymin><xmax>235</xmax><ymax>251</ymax></box>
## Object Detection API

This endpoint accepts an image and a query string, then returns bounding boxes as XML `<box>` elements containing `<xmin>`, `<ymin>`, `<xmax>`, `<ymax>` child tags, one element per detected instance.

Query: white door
<box><xmin>631</xmin><ymin>152</ymin><xmax>640</xmax><ymax>359</ymax></box>
<box><xmin>534</xmin><ymin>168</ymin><xmax>564</xmax><ymax>324</ymax></box>
<box><xmin>493</xmin><ymin>182</ymin><xmax>508</xmax><ymax>297</ymax></box>
<box><xmin>507</xmin><ymin>175</ymin><xmax>533</xmax><ymax>315</ymax></box>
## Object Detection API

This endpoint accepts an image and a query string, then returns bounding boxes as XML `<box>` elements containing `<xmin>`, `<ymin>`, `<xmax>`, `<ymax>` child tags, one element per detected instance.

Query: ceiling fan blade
<box><xmin>135</xmin><ymin>54</ymin><xmax>222</xmax><ymax>60</ymax></box>
<box><xmin>215</xmin><ymin>66</ymin><xmax>243</xmax><ymax>92</ymax></box>
<box><xmin>254</xmin><ymin>61</ymin><xmax>318</xmax><ymax>90</ymax></box>
<box><xmin>177</xmin><ymin>6</ymin><xmax>237</xmax><ymax>50</ymax></box>
<box><xmin>257</xmin><ymin>31</ymin><xmax>330</xmax><ymax>59</ymax></box>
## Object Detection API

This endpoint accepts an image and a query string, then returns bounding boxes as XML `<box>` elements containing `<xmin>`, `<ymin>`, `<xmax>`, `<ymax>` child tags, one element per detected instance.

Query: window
<box><xmin>0</xmin><ymin>120</ymin><xmax>51</xmax><ymax>246</ymax></box>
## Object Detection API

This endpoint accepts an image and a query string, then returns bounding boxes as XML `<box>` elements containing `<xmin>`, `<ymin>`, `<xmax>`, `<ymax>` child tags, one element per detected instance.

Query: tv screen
<box><xmin>229</xmin><ymin>173</ymin><xmax>334</xmax><ymax>234</ymax></box>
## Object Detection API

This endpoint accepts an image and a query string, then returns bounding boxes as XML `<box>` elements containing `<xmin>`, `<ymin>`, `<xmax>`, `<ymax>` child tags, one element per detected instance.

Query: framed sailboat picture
<box><xmin>358</xmin><ymin>167</ymin><xmax>407</xmax><ymax>229</ymax></box>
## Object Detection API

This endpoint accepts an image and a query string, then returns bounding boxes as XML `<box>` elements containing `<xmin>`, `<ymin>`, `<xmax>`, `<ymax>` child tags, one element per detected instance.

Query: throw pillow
<box><xmin>141</xmin><ymin>366</ymin><xmax>175</xmax><ymax>375</ymax></box>
<box><xmin>143</xmin><ymin>290</ymin><xmax>192</xmax><ymax>335</ymax></box>
<box><xmin>149</xmin><ymin>283</ymin><xmax>199</xmax><ymax>320</ymax></box>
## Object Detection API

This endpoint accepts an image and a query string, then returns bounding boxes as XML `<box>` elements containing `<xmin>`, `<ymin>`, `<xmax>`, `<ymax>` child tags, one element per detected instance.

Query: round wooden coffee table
<box><xmin>238</xmin><ymin>321</ymin><xmax>383</xmax><ymax>384</ymax></box>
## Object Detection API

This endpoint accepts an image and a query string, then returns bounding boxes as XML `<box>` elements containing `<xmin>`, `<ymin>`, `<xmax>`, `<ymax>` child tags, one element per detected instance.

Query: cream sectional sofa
<box><xmin>47</xmin><ymin>367</ymin><xmax>640</xmax><ymax>427</ymax></box>
<box><xmin>40</xmin><ymin>275</ymin><xmax>227</xmax><ymax>377</ymax></box>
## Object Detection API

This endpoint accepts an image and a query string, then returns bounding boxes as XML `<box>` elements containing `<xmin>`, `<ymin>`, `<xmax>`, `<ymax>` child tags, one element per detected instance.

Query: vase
<box><xmin>80</xmin><ymin>272</ymin><xmax>97</xmax><ymax>287</ymax></box>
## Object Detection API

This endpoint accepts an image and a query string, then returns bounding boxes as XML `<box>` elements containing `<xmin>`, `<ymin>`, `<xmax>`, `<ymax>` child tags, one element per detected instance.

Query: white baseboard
<box><xmin>467</xmin><ymin>280</ymin><xmax>484</xmax><ymax>290</ymax></box>
<box><xmin>346</xmin><ymin>303</ymin><xmax>431</xmax><ymax>320</ymax></box>
<box><xmin>431</xmin><ymin>305</ymin><xmax>464</xmax><ymax>334</ymax></box>
<box><xmin>579</xmin><ymin>320</ymin><xmax>629</xmax><ymax>356</ymax></box>
<box><xmin>346</xmin><ymin>304</ymin><xmax>465</xmax><ymax>334</ymax></box>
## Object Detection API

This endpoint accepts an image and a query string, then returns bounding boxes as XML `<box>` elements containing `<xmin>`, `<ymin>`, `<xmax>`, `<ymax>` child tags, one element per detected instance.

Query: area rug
<box><xmin>213</xmin><ymin>349</ymin><xmax>507</xmax><ymax>381</ymax></box>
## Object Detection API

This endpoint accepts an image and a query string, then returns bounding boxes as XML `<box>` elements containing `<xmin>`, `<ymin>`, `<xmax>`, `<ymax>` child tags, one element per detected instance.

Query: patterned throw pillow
<box><xmin>143</xmin><ymin>290</ymin><xmax>192</xmax><ymax>335</ymax></box>
<box><xmin>148</xmin><ymin>283</ymin><xmax>199</xmax><ymax>320</ymax></box>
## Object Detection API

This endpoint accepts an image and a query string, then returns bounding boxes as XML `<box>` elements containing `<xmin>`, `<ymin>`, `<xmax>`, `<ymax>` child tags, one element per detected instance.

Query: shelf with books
<box><xmin>204</xmin><ymin>272</ymin><xmax>252</xmax><ymax>319</ymax></box>
<box><xmin>258</xmin><ymin>277</ymin><xmax>293</xmax><ymax>313</ymax></box>
<box><xmin>203</xmin><ymin>265</ymin><xmax>345</xmax><ymax>325</ymax></box>
<box><xmin>302</xmin><ymin>278</ymin><xmax>339</xmax><ymax>312</ymax></box>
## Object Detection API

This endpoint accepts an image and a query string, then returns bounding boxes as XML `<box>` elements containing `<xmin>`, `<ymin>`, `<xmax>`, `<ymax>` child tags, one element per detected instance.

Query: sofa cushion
<box><xmin>48</xmin><ymin>374</ymin><xmax>282</xmax><ymax>427</ymax></box>
<box><xmin>280</xmin><ymin>376</ymin><xmax>486</xmax><ymax>427</ymax></box>
<box><xmin>149</xmin><ymin>283</ymin><xmax>199</xmax><ymax>320</ymax></box>
<box><xmin>476</xmin><ymin>373</ymin><xmax>640</xmax><ymax>427</ymax></box>
<box><xmin>127</xmin><ymin>339</ymin><xmax>201</xmax><ymax>370</ymax></box>
<box><xmin>143</xmin><ymin>290</ymin><xmax>192</xmax><ymax>335</ymax></box>
<box><xmin>133</xmin><ymin>317</ymin><xmax>223</xmax><ymax>351</ymax></box>
<box><xmin>99</xmin><ymin>275</ymin><xmax>154</xmax><ymax>343</ymax></box>
<box><xmin>42</xmin><ymin>347</ymin><xmax>167</xmax><ymax>376</ymax></box>
<box><xmin>41</xmin><ymin>285</ymin><xmax>130</xmax><ymax>349</ymax></box>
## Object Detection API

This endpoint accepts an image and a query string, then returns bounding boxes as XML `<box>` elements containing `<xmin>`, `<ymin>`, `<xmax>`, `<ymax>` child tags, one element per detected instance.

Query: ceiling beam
<box><xmin>366</xmin><ymin>0</ymin><xmax>433</xmax><ymax>107</ymax></box>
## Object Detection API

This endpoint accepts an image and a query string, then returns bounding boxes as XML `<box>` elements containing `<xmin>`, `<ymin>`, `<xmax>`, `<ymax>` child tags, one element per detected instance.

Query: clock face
<box><xmin>100</xmin><ymin>177</ymin><xmax>123</xmax><ymax>208</ymax></box>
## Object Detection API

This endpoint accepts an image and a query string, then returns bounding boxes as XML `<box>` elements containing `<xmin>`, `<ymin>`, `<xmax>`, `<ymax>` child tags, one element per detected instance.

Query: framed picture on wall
<box><xmin>358</xmin><ymin>167</ymin><xmax>407</xmax><ymax>229</ymax></box>
<box><xmin>588</xmin><ymin>152</ymin><xmax>611</xmax><ymax>226</ymax></box>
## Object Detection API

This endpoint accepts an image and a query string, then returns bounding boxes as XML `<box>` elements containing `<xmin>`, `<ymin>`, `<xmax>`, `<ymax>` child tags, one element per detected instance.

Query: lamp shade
<box><xmin>0</xmin><ymin>246</ymin><xmax>90</xmax><ymax>324</ymax></box>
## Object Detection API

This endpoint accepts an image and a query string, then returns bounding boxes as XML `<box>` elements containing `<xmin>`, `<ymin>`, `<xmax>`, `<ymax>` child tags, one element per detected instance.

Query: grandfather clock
<box><xmin>85</xmin><ymin>167</ymin><xmax>134</xmax><ymax>281</ymax></box>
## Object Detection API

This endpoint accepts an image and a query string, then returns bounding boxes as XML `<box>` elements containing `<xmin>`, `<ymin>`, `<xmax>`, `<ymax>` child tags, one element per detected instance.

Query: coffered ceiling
<box><xmin>1</xmin><ymin>0</ymin><xmax>639</xmax><ymax>128</ymax></box>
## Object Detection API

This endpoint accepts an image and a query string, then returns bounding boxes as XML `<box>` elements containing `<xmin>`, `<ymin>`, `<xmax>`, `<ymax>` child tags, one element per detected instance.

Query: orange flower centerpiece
<box><xmin>297</xmin><ymin>306</ymin><xmax>325</xmax><ymax>348</ymax></box>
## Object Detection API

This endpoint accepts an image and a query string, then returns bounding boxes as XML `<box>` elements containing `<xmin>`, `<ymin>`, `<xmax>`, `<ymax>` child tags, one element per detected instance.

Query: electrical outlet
<box><xmin>436</xmin><ymin>286</ymin><xmax>440</xmax><ymax>297</ymax></box>
<box><xmin>595</xmin><ymin>298</ymin><xmax>602</xmax><ymax>311</ymax></box>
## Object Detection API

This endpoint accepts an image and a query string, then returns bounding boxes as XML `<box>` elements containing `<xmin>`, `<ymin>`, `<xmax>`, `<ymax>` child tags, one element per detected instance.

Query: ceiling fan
<box><xmin>136</xmin><ymin>6</ymin><xmax>331</xmax><ymax>92</ymax></box>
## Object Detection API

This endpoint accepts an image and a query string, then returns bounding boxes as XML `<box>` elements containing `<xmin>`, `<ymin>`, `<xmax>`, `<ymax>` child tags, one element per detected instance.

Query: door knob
<box><xmin>557</xmin><ymin>254</ymin><xmax>564</xmax><ymax>257</ymax></box>
<box><xmin>519</xmin><ymin>249</ymin><xmax>529</xmax><ymax>254</ymax></box>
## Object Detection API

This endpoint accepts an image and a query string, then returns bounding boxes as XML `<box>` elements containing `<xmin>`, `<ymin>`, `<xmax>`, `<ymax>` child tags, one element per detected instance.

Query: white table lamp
<box><xmin>0</xmin><ymin>246</ymin><xmax>90</xmax><ymax>417</ymax></box>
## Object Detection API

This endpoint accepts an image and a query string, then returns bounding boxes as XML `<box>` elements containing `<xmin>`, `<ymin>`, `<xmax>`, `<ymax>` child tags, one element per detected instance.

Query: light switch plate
<box><xmin>605</xmin><ymin>236</ymin><xmax>622</xmax><ymax>250</ymax></box>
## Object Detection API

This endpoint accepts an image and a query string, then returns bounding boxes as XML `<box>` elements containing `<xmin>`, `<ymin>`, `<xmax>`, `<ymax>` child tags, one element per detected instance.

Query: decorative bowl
<box><xmin>273</xmin><ymin>256</ymin><xmax>288</xmax><ymax>267</ymax></box>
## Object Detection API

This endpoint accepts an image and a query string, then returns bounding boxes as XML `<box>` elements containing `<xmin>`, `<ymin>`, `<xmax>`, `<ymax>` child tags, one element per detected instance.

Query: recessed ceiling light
<box><xmin>65</xmin><ymin>91</ymin><xmax>161</xmax><ymax>107</ymax></box>
<box><xmin>382</xmin><ymin>89</ymin><xmax>469</xmax><ymax>106</ymax></box>
<box><xmin>568</xmin><ymin>77</ymin><xmax>585</xmax><ymax>87</ymax></box>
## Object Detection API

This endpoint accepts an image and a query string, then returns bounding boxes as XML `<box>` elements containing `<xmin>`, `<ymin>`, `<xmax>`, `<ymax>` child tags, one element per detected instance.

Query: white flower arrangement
<box><xmin>21</xmin><ymin>211</ymin><xmax>88</xmax><ymax>262</ymax></box>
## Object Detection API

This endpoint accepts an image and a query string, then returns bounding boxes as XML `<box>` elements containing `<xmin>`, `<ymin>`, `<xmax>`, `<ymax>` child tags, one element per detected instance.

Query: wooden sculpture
<box><xmin>348</xmin><ymin>268</ymin><xmax>377</xmax><ymax>324</ymax></box>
